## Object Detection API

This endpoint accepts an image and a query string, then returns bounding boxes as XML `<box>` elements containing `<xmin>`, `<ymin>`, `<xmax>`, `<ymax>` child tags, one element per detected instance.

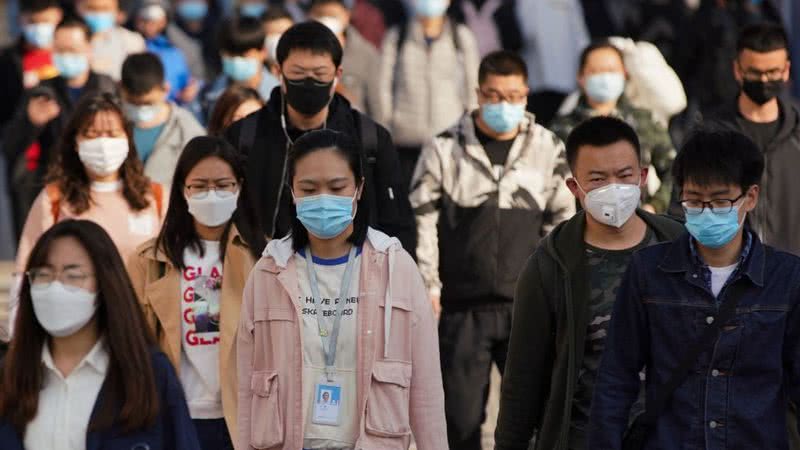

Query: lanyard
<box><xmin>305</xmin><ymin>245</ymin><xmax>359</xmax><ymax>381</ymax></box>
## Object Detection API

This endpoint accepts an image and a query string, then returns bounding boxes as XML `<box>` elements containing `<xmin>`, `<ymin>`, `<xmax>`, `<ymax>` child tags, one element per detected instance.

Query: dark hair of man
<box><xmin>156</xmin><ymin>136</ymin><xmax>266</xmax><ymax>265</ymax></box>
<box><xmin>565</xmin><ymin>116</ymin><xmax>641</xmax><ymax>171</ymax></box>
<box><xmin>46</xmin><ymin>93</ymin><xmax>153</xmax><ymax>214</ymax></box>
<box><xmin>121</xmin><ymin>52</ymin><xmax>165</xmax><ymax>96</ymax></box>
<box><xmin>56</xmin><ymin>15</ymin><xmax>92</xmax><ymax>42</ymax></box>
<box><xmin>672</xmin><ymin>126</ymin><xmax>764</xmax><ymax>193</ymax></box>
<box><xmin>0</xmin><ymin>220</ymin><xmax>159</xmax><ymax>433</ymax></box>
<box><xmin>578</xmin><ymin>40</ymin><xmax>625</xmax><ymax>73</ymax></box>
<box><xmin>276</xmin><ymin>21</ymin><xmax>343</xmax><ymax>67</ymax></box>
<box><xmin>218</xmin><ymin>16</ymin><xmax>266</xmax><ymax>55</ymax></box>
<box><xmin>737</xmin><ymin>22</ymin><xmax>789</xmax><ymax>54</ymax></box>
<box><xmin>478</xmin><ymin>50</ymin><xmax>528</xmax><ymax>84</ymax></box>
<box><xmin>309</xmin><ymin>0</ymin><xmax>348</xmax><ymax>11</ymax></box>
<box><xmin>207</xmin><ymin>85</ymin><xmax>264</xmax><ymax>136</ymax></box>
<box><xmin>287</xmin><ymin>129</ymin><xmax>368</xmax><ymax>252</ymax></box>
<box><xmin>21</xmin><ymin>0</ymin><xmax>61</xmax><ymax>14</ymax></box>
<box><xmin>263</xmin><ymin>5</ymin><xmax>294</xmax><ymax>23</ymax></box>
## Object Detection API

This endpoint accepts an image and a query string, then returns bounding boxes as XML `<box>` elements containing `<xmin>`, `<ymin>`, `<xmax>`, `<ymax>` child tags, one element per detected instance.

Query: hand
<box><xmin>178</xmin><ymin>79</ymin><xmax>200</xmax><ymax>104</ymax></box>
<box><xmin>27</xmin><ymin>96</ymin><xmax>61</xmax><ymax>127</ymax></box>
<box><xmin>642</xmin><ymin>203</ymin><xmax>657</xmax><ymax>214</ymax></box>
<box><xmin>429</xmin><ymin>294</ymin><xmax>441</xmax><ymax>321</ymax></box>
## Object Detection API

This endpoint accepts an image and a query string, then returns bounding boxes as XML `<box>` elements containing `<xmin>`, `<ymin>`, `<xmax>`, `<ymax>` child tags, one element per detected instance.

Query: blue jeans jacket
<box><xmin>588</xmin><ymin>232</ymin><xmax>800</xmax><ymax>450</ymax></box>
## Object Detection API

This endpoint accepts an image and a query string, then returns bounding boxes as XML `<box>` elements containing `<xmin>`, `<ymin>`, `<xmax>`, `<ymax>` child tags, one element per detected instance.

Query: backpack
<box><xmin>45</xmin><ymin>182</ymin><xmax>164</xmax><ymax>223</ymax></box>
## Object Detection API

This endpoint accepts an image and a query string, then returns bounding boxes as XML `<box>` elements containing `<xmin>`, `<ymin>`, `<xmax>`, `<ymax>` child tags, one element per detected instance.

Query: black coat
<box><xmin>0</xmin><ymin>40</ymin><xmax>26</xmax><ymax>132</ymax></box>
<box><xmin>3</xmin><ymin>72</ymin><xmax>117</xmax><ymax>235</ymax></box>
<box><xmin>224</xmin><ymin>88</ymin><xmax>417</xmax><ymax>254</ymax></box>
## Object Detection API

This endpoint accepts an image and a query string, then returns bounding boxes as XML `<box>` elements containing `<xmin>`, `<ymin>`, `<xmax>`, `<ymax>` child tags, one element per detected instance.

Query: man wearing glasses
<box><xmin>589</xmin><ymin>128</ymin><xmax>800</xmax><ymax>449</ymax></box>
<box><xmin>410</xmin><ymin>50</ymin><xmax>575</xmax><ymax>450</ymax></box>
<box><xmin>702</xmin><ymin>22</ymin><xmax>800</xmax><ymax>256</ymax></box>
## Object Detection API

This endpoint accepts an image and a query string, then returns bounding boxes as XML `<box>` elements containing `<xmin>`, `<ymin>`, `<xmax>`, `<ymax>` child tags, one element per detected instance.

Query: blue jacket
<box><xmin>0</xmin><ymin>350</ymin><xmax>201</xmax><ymax>450</ymax></box>
<box><xmin>147</xmin><ymin>35</ymin><xmax>191</xmax><ymax>101</ymax></box>
<box><xmin>589</xmin><ymin>232</ymin><xmax>800</xmax><ymax>450</ymax></box>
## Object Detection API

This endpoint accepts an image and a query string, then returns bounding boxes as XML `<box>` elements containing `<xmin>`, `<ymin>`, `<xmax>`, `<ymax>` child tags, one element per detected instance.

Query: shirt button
<box><xmin>706</xmin><ymin>316</ymin><xmax>715</xmax><ymax>324</ymax></box>
<box><xmin>366</xmin><ymin>330</ymin><xmax>372</xmax><ymax>335</ymax></box>
<box><xmin>710</xmin><ymin>420</ymin><xmax>718</xmax><ymax>429</ymax></box>
<box><xmin>712</xmin><ymin>369</ymin><xmax>720</xmax><ymax>377</ymax></box>
<box><xmin>692</xmin><ymin>273</ymin><xmax>699</xmax><ymax>278</ymax></box>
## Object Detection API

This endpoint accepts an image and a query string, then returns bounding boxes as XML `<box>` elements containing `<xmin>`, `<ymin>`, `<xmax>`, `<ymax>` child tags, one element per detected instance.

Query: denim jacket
<box><xmin>588</xmin><ymin>232</ymin><xmax>800</xmax><ymax>450</ymax></box>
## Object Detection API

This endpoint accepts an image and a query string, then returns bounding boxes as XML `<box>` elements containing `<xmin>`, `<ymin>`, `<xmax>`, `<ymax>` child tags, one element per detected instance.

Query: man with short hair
<box><xmin>589</xmin><ymin>128</ymin><xmax>800</xmax><ymax>449</ymax></box>
<box><xmin>120</xmin><ymin>52</ymin><xmax>204</xmax><ymax>188</ymax></box>
<box><xmin>308</xmin><ymin>0</ymin><xmax>380</xmax><ymax>116</ymax></box>
<box><xmin>76</xmin><ymin>0</ymin><xmax>146</xmax><ymax>80</ymax></box>
<box><xmin>0</xmin><ymin>0</ymin><xmax>63</xmax><ymax>130</ymax></box>
<box><xmin>224</xmin><ymin>21</ymin><xmax>416</xmax><ymax>252</ymax></box>
<box><xmin>494</xmin><ymin>116</ymin><xmax>685</xmax><ymax>450</ymax></box>
<box><xmin>550</xmin><ymin>40</ymin><xmax>676</xmax><ymax>213</ymax></box>
<box><xmin>411</xmin><ymin>50</ymin><xmax>574</xmax><ymax>450</ymax></box>
<box><xmin>4</xmin><ymin>16</ymin><xmax>116</xmax><ymax>237</ymax></box>
<box><xmin>198</xmin><ymin>16</ymin><xmax>278</xmax><ymax>123</ymax></box>
<box><xmin>701</xmin><ymin>23</ymin><xmax>800</xmax><ymax>256</ymax></box>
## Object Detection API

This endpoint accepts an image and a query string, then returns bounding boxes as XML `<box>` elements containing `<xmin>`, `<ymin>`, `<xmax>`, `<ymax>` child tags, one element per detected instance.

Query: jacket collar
<box><xmin>260</xmin><ymin>227</ymin><xmax>400</xmax><ymax>271</ymax></box>
<box><xmin>547</xmin><ymin>209</ymin><xmax>685</xmax><ymax>271</ymax></box>
<box><xmin>145</xmin><ymin>225</ymin><xmax>247</xmax><ymax>264</ymax></box>
<box><xmin>716</xmin><ymin>96</ymin><xmax>800</xmax><ymax>144</ymax></box>
<box><xmin>658</xmin><ymin>230</ymin><xmax>765</xmax><ymax>287</ymax></box>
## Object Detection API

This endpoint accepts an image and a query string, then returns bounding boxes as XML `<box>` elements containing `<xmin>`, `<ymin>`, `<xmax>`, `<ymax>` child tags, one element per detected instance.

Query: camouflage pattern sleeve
<box><xmin>631</xmin><ymin>108</ymin><xmax>677</xmax><ymax>213</ymax></box>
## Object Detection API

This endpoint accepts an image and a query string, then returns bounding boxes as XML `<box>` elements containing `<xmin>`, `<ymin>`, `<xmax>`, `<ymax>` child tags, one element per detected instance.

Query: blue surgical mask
<box><xmin>240</xmin><ymin>2</ymin><xmax>267</xmax><ymax>18</ymax></box>
<box><xmin>23</xmin><ymin>23</ymin><xmax>55</xmax><ymax>48</ymax></box>
<box><xmin>481</xmin><ymin>102</ymin><xmax>525</xmax><ymax>134</ymax></box>
<box><xmin>584</xmin><ymin>72</ymin><xmax>626</xmax><ymax>103</ymax></box>
<box><xmin>177</xmin><ymin>1</ymin><xmax>209</xmax><ymax>21</ymax></box>
<box><xmin>685</xmin><ymin>206</ymin><xmax>743</xmax><ymax>249</ymax></box>
<box><xmin>295</xmin><ymin>193</ymin><xmax>357</xmax><ymax>239</ymax></box>
<box><xmin>83</xmin><ymin>12</ymin><xmax>116</xmax><ymax>34</ymax></box>
<box><xmin>222</xmin><ymin>56</ymin><xmax>260</xmax><ymax>82</ymax></box>
<box><xmin>54</xmin><ymin>53</ymin><xmax>89</xmax><ymax>79</ymax></box>
<box><xmin>123</xmin><ymin>102</ymin><xmax>162</xmax><ymax>125</ymax></box>
<box><xmin>415</xmin><ymin>0</ymin><xmax>449</xmax><ymax>17</ymax></box>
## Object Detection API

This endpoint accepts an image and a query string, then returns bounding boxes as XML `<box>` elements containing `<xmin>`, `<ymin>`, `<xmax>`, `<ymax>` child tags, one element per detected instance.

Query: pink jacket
<box><xmin>237</xmin><ymin>228</ymin><xmax>448</xmax><ymax>450</ymax></box>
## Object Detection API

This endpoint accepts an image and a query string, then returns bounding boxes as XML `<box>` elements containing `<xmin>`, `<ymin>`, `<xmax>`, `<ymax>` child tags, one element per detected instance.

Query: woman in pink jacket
<box><xmin>237</xmin><ymin>130</ymin><xmax>447</xmax><ymax>450</ymax></box>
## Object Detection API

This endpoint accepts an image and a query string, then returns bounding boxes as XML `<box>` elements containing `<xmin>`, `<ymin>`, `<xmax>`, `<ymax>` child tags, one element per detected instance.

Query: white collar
<box><xmin>90</xmin><ymin>180</ymin><xmax>123</xmax><ymax>192</ymax></box>
<box><xmin>41</xmin><ymin>338</ymin><xmax>110</xmax><ymax>379</ymax></box>
<box><xmin>262</xmin><ymin>227</ymin><xmax>401</xmax><ymax>268</ymax></box>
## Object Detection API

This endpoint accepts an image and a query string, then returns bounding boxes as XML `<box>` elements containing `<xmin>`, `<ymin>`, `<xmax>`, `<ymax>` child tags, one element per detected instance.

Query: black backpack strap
<box><xmin>355</xmin><ymin>111</ymin><xmax>379</xmax><ymax>166</ymax></box>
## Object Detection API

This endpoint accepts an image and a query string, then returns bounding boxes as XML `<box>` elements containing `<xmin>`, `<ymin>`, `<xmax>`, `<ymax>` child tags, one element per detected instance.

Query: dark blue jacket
<box><xmin>0</xmin><ymin>351</ymin><xmax>201</xmax><ymax>450</ymax></box>
<box><xmin>589</xmin><ymin>232</ymin><xmax>800</xmax><ymax>450</ymax></box>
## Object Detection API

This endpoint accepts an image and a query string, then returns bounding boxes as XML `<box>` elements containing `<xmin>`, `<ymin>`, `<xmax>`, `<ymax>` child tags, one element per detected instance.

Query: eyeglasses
<box><xmin>26</xmin><ymin>267</ymin><xmax>94</xmax><ymax>291</ymax></box>
<box><xmin>479</xmin><ymin>89</ymin><xmax>527</xmax><ymax>104</ymax></box>
<box><xmin>739</xmin><ymin>64</ymin><xmax>787</xmax><ymax>82</ymax></box>
<box><xmin>680</xmin><ymin>193</ymin><xmax>745</xmax><ymax>215</ymax></box>
<box><xmin>185</xmin><ymin>181</ymin><xmax>238</xmax><ymax>199</ymax></box>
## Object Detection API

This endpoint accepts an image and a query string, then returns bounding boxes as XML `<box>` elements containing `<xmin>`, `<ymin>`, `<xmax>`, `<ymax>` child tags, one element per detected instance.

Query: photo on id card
<box><xmin>313</xmin><ymin>381</ymin><xmax>342</xmax><ymax>425</ymax></box>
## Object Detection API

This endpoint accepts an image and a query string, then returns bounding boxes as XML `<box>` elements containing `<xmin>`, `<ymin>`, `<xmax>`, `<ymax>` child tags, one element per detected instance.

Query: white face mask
<box><xmin>187</xmin><ymin>190</ymin><xmax>240</xmax><ymax>227</ymax></box>
<box><xmin>579</xmin><ymin>182</ymin><xmax>641</xmax><ymax>228</ymax></box>
<box><xmin>30</xmin><ymin>281</ymin><xmax>98</xmax><ymax>337</ymax></box>
<box><xmin>315</xmin><ymin>16</ymin><xmax>344</xmax><ymax>35</ymax></box>
<box><xmin>77</xmin><ymin>137</ymin><xmax>130</xmax><ymax>176</ymax></box>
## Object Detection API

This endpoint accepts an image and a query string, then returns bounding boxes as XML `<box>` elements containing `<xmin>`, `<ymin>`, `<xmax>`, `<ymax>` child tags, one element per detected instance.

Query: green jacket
<box><xmin>549</xmin><ymin>96</ymin><xmax>676</xmax><ymax>213</ymax></box>
<box><xmin>494</xmin><ymin>210</ymin><xmax>685</xmax><ymax>450</ymax></box>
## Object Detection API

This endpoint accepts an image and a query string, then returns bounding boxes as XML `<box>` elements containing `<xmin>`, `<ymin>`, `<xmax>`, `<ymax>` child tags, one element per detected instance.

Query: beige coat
<box><xmin>127</xmin><ymin>226</ymin><xmax>255</xmax><ymax>445</ymax></box>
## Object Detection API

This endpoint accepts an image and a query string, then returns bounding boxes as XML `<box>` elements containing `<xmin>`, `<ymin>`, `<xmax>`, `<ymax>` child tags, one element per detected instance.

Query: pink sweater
<box><xmin>15</xmin><ymin>184</ymin><xmax>165</xmax><ymax>273</ymax></box>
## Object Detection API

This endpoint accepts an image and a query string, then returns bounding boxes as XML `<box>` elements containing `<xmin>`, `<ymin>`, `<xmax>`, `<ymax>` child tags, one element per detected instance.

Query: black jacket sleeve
<box><xmin>495</xmin><ymin>251</ymin><xmax>557</xmax><ymax>450</ymax></box>
<box><xmin>2</xmin><ymin>98</ymin><xmax>44</xmax><ymax>168</ymax></box>
<box><xmin>372</xmin><ymin>124</ymin><xmax>417</xmax><ymax>256</ymax></box>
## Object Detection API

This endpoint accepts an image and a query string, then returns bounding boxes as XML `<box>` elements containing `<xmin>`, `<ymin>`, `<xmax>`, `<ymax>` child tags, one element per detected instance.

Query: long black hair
<box><xmin>155</xmin><ymin>136</ymin><xmax>265</xmax><ymax>268</ymax></box>
<box><xmin>1</xmin><ymin>220</ymin><xmax>159</xmax><ymax>433</ymax></box>
<box><xmin>287</xmin><ymin>129</ymin><xmax>369</xmax><ymax>252</ymax></box>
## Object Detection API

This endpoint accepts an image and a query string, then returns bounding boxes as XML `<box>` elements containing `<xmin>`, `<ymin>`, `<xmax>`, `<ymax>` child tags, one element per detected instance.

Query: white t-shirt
<box><xmin>180</xmin><ymin>241</ymin><xmax>224</xmax><ymax>419</ymax></box>
<box><xmin>296</xmin><ymin>248</ymin><xmax>361</xmax><ymax>450</ymax></box>
<box><xmin>710</xmin><ymin>263</ymin><xmax>738</xmax><ymax>298</ymax></box>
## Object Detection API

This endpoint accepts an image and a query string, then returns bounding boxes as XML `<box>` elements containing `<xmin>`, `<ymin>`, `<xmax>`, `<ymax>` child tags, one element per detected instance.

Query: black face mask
<box><xmin>283</xmin><ymin>76</ymin><xmax>334</xmax><ymax>116</ymax></box>
<box><xmin>742</xmin><ymin>79</ymin><xmax>784</xmax><ymax>105</ymax></box>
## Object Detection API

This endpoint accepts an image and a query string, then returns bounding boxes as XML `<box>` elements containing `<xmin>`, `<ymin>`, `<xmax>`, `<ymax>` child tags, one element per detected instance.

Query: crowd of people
<box><xmin>0</xmin><ymin>0</ymin><xmax>799</xmax><ymax>449</ymax></box>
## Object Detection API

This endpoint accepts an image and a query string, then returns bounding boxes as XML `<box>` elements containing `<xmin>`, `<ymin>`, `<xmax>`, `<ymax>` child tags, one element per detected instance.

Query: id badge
<box><xmin>312</xmin><ymin>380</ymin><xmax>342</xmax><ymax>426</ymax></box>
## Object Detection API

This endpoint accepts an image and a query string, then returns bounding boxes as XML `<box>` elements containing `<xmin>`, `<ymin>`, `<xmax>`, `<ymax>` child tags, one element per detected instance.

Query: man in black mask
<box><xmin>224</xmin><ymin>21</ymin><xmax>416</xmax><ymax>253</ymax></box>
<box><xmin>696</xmin><ymin>22</ymin><xmax>800</xmax><ymax>256</ymax></box>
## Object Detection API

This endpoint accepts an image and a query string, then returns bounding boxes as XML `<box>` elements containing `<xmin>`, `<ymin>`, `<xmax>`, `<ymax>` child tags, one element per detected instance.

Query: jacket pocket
<box><xmin>365</xmin><ymin>360</ymin><xmax>412</xmax><ymax>438</ymax></box>
<box><xmin>249</xmin><ymin>371</ymin><xmax>283</xmax><ymax>449</ymax></box>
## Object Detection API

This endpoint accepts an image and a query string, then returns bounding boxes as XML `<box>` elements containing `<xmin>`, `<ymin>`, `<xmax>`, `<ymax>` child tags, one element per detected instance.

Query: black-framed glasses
<box><xmin>738</xmin><ymin>63</ymin><xmax>787</xmax><ymax>81</ymax></box>
<box><xmin>680</xmin><ymin>193</ymin><xmax>746</xmax><ymax>215</ymax></box>
<box><xmin>185</xmin><ymin>181</ymin><xmax>238</xmax><ymax>199</ymax></box>
<box><xmin>478</xmin><ymin>89</ymin><xmax>527</xmax><ymax>104</ymax></box>
<box><xmin>25</xmin><ymin>267</ymin><xmax>94</xmax><ymax>291</ymax></box>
